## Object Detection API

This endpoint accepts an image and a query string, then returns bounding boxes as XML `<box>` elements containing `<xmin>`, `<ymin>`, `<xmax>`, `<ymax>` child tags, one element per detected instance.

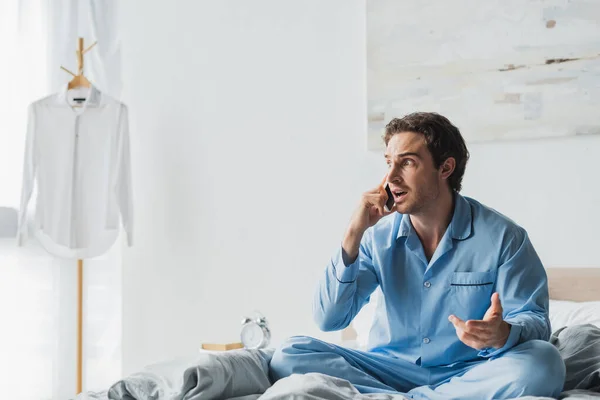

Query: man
<box><xmin>269</xmin><ymin>112</ymin><xmax>566</xmax><ymax>399</ymax></box>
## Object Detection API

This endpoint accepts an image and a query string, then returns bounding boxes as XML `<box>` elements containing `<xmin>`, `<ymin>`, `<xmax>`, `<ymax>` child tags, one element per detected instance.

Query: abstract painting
<box><xmin>367</xmin><ymin>0</ymin><xmax>600</xmax><ymax>149</ymax></box>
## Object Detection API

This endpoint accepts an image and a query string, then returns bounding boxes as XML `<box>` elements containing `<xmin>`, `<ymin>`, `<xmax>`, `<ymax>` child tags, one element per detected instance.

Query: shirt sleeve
<box><xmin>313</xmin><ymin>228</ymin><xmax>380</xmax><ymax>332</ymax></box>
<box><xmin>115</xmin><ymin>104</ymin><xmax>134</xmax><ymax>246</ymax></box>
<box><xmin>478</xmin><ymin>228</ymin><xmax>550</xmax><ymax>358</ymax></box>
<box><xmin>16</xmin><ymin>104</ymin><xmax>37</xmax><ymax>246</ymax></box>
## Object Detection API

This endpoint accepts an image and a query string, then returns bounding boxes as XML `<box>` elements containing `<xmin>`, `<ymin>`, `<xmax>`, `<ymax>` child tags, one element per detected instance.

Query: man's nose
<box><xmin>387</xmin><ymin>169</ymin><xmax>403</xmax><ymax>183</ymax></box>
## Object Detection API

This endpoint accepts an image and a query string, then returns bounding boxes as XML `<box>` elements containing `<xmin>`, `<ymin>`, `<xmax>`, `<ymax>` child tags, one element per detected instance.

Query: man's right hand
<box><xmin>342</xmin><ymin>175</ymin><xmax>393</xmax><ymax>263</ymax></box>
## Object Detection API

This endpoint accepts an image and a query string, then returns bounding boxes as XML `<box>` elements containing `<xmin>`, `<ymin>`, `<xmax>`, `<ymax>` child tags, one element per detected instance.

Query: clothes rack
<box><xmin>60</xmin><ymin>37</ymin><xmax>97</xmax><ymax>395</ymax></box>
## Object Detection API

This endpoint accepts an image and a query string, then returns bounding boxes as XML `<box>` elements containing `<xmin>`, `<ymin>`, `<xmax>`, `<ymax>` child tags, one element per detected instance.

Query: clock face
<box><xmin>241</xmin><ymin>323</ymin><xmax>264</xmax><ymax>349</ymax></box>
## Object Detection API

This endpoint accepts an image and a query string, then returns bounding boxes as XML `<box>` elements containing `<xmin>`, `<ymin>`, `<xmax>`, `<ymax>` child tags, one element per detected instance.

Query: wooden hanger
<box><xmin>60</xmin><ymin>38</ymin><xmax>97</xmax><ymax>90</ymax></box>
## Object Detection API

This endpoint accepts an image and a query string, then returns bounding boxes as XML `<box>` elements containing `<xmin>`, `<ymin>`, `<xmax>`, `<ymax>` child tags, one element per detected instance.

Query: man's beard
<box><xmin>397</xmin><ymin>182</ymin><xmax>439</xmax><ymax>216</ymax></box>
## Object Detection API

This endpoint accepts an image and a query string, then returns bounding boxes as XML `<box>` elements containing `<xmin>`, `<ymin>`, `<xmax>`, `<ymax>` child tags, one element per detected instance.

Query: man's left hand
<box><xmin>448</xmin><ymin>292</ymin><xmax>511</xmax><ymax>350</ymax></box>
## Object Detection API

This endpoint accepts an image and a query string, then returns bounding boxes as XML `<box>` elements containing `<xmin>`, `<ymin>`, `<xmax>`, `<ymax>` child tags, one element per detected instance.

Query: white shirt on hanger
<box><xmin>17</xmin><ymin>84</ymin><xmax>133</xmax><ymax>259</ymax></box>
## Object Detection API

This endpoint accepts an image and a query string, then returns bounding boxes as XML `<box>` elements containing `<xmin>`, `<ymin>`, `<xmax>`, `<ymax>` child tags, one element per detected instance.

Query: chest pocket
<box><xmin>449</xmin><ymin>271</ymin><xmax>497</xmax><ymax>320</ymax></box>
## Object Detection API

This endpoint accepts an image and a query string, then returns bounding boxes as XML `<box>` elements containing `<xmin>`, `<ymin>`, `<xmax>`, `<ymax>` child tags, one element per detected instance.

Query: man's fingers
<box><xmin>457</xmin><ymin>329</ymin><xmax>478</xmax><ymax>343</ymax></box>
<box><xmin>490</xmin><ymin>292</ymin><xmax>503</xmax><ymax>314</ymax></box>
<box><xmin>448</xmin><ymin>315</ymin><xmax>467</xmax><ymax>331</ymax></box>
<box><xmin>365</xmin><ymin>174</ymin><xmax>389</xmax><ymax>196</ymax></box>
<box><xmin>483</xmin><ymin>292</ymin><xmax>503</xmax><ymax>321</ymax></box>
<box><xmin>366</xmin><ymin>187</ymin><xmax>383</xmax><ymax>194</ymax></box>
<box><xmin>449</xmin><ymin>317</ymin><xmax>487</xmax><ymax>350</ymax></box>
<box><xmin>450</xmin><ymin>315</ymin><xmax>491</xmax><ymax>337</ymax></box>
<box><xmin>464</xmin><ymin>320</ymin><xmax>492</xmax><ymax>335</ymax></box>
<box><xmin>363</xmin><ymin>193</ymin><xmax>383</xmax><ymax>206</ymax></box>
<box><xmin>364</xmin><ymin>193</ymin><xmax>387</xmax><ymax>212</ymax></box>
<box><xmin>457</xmin><ymin>330</ymin><xmax>485</xmax><ymax>350</ymax></box>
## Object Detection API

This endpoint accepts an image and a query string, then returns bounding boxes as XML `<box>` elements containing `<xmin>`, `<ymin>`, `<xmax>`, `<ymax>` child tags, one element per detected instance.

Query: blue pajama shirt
<box><xmin>270</xmin><ymin>194</ymin><xmax>565</xmax><ymax>399</ymax></box>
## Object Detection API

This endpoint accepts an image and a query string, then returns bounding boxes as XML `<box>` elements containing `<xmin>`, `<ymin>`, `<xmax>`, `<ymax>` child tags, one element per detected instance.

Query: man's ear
<box><xmin>440</xmin><ymin>158</ymin><xmax>456</xmax><ymax>180</ymax></box>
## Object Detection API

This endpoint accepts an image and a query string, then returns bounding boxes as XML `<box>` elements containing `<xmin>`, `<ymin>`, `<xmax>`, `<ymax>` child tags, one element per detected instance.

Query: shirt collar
<box><xmin>56</xmin><ymin>83</ymin><xmax>102</xmax><ymax>107</ymax></box>
<box><xmin>396</xmin><ymin>192</ymin><xmax>472</xmax><ymax>241</ymax></box>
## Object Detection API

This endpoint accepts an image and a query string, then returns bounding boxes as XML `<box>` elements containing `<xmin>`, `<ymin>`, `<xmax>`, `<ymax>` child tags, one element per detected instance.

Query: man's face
<box><xmin>384</xmin><ymin>132</ymin><xmax>445</xmax><ymax>215</ymax></box>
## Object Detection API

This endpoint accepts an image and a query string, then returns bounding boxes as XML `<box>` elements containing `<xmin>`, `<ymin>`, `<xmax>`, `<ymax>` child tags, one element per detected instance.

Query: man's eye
<box><xmin>386</xmin><ymin>163</ymin><xmax>391</xmax><ymax>168</ymax></box>
<box><xmin>402</xmin><ymin>159</ymin><xmax>413</xmax><ymax>166</ymax></box>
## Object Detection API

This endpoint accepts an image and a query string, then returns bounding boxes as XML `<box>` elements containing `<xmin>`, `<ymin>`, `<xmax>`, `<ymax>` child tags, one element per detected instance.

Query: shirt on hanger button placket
<box><xmin>71</xmin><ymin>114</ymin><xmax>81</xmax><ymax>248</ymax></box>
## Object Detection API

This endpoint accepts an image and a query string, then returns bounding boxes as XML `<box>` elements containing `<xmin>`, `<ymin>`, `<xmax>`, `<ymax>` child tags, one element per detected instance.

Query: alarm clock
<box><xmin>240</xmin><ymin>312</ymin><xmax>271</xmax><ymax>349</ymax></box>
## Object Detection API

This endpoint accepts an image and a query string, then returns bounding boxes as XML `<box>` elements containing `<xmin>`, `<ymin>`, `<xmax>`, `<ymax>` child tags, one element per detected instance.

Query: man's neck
<box><xmin>410</xmin><ymin>189</ymin><xmax>455</xmax><ymax>249</ymax></box>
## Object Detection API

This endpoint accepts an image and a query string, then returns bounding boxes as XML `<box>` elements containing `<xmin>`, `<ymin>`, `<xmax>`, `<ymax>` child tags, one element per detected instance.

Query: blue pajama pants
<box><xmin>269</xmin><ymin>336</ymin><xmax>565</xmax><ymax>400</ymax></box>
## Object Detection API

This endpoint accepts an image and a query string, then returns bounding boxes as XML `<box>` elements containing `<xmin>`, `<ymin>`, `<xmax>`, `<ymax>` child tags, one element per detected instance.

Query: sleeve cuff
<box><xmin>477</xmin><ymin>322</ymin><xmax>522</xmax><ymax>358</ymax></box>
<box><xmin>331</xmin><ymin>246</ymin><xmax>360</xmax><ymax>283</ymax></box>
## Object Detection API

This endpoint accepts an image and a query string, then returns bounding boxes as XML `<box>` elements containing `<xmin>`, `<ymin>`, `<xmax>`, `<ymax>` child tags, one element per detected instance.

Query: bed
<box><xmin>75</xmin><ymin>268</ymin><xmax>600</xmax><ymax>400</ymax></box>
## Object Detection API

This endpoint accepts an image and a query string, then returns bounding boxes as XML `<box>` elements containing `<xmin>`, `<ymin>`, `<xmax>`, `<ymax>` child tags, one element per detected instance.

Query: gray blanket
<box><xmin>552</xmin><ymin>325</ymin><xmax>600</xmax><ymax>393</ymax></box>
<box><xmin>76</xmin><ymin>349</ymin><xmax>273</xmax><ymax>400</ymax></box>
<box><xmin>74</xmin><ymin>324</ymin><xmax>600</xmax><ymax>400</ymax></box>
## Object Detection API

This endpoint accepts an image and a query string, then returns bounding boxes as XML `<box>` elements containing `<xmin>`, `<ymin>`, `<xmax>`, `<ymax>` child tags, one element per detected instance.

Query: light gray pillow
<box><xmin>551</xmin><ymin>324</ymin><xmax>600</xmax><ymax>392</ymax></box>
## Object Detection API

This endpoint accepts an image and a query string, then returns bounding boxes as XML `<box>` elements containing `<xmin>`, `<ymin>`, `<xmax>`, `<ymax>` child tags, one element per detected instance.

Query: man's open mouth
<box><xmin>393</xmin><ymin>191</ymin><xmax>407</xmax><ymax>201</ymax></box>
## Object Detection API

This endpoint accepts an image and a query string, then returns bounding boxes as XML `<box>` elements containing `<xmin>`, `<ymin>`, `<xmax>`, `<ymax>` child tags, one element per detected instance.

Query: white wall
<box><xmin>119</xmin><ymin>0</ymin><xmax>381</xmax><ymax>374</ymax></box>
<box><xmin>463</xmin><ymin>135</ymin><xmax>600</xmax><ymax>268</ymax></box>
<box><xmin>120</xmin><ymin>0</ymin><xmax>600</xmax><ymax>374</ymax></box>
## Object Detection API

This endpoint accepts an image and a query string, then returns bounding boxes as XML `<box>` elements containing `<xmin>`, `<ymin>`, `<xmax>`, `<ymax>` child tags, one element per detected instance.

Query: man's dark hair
<box><xmin>383</xmin><ymin>112</ymin><xmax>469</xmax><ymax>192</ymax></box>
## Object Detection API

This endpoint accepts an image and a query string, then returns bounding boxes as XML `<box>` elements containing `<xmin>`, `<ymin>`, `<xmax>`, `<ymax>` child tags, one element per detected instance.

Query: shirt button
<box><xmin>423</xmin><ymin>337</ymin><xmax>430</xmax><ymax>344</ymax></box>
<box><xmin>424</xmin><ymin>281</ymin><xmax>431</xmax><ymax>288</ymax></box>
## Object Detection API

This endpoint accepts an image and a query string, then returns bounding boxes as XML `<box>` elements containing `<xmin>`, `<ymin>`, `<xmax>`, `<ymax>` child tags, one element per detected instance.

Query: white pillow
<box><xmin>348</xmin><ymin>297</ymin><xmax>600</xmax><ymax>348</ymax></box>
<box><xmin>549</xmin><ymin>299</ymin><xmax>600</xmax><ymax>331</ymax></box>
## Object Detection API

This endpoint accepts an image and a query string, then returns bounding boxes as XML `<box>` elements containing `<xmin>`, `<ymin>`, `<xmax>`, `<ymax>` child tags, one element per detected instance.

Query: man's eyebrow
<box><xmin>384</xmin><ymin>152</ymin><xmax>421</xmax><ymax>159</ymax></box>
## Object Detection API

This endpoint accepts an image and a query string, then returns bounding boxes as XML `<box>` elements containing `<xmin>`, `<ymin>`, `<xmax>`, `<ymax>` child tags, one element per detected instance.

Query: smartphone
<box><xmin>384</xmin><ymin>183</ymin><xmax>395</xmax><ymax>212</ymax></box>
